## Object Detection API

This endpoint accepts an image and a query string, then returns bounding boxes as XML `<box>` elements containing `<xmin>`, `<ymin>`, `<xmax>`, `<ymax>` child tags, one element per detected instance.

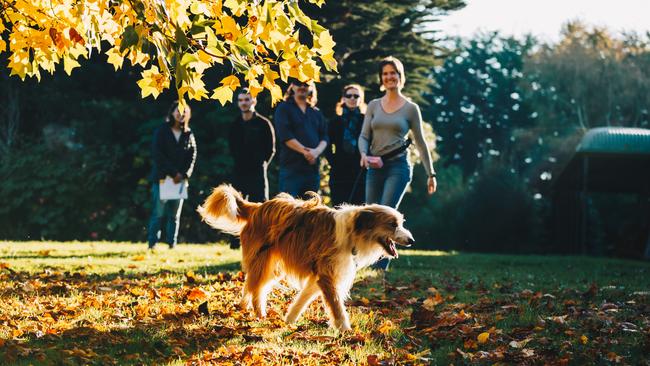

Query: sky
<box><xmin>435</xmin><ymin>0</ymin><xmax>650</xmax><ymax>42</ymax></box>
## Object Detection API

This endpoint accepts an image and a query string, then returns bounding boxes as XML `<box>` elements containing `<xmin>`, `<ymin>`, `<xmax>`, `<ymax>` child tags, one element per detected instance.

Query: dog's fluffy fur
<box><xmin>197</xmin><ymin>184</ymin><xmax>414</xmax><ymax>331</ymax></box>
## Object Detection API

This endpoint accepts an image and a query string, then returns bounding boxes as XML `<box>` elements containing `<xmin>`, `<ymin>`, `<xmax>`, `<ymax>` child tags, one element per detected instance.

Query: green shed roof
<box><xmin>576</xmin><ymin>127</ymin><xmax>650</xmax><ymax>155</ymax></box>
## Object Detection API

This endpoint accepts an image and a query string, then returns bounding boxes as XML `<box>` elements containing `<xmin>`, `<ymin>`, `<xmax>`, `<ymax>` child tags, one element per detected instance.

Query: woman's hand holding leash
<box><xmin>359</xmin><ymin>153</ymin><xmax>369</xmax><ymax>169</ymax></box>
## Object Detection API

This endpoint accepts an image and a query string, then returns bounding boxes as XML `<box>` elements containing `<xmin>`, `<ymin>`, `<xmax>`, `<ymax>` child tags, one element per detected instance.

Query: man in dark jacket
<box><xmin>227</xmin><ymin>88</ymin><xmax>275</xmax><ymax>249</ymax></box>
<box><xmin>274</xmin><ymin>81</ymin><xmax>328</xmax><ymax>198</ymax></box>
<box><xmin>147</xmin><ymin>102</ymin><xmax>197</xmax><ymax>249</ymax></box>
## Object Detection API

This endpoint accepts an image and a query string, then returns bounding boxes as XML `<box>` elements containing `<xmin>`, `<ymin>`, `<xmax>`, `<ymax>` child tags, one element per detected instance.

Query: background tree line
<box><xmin>1</xmin><ymin>0</ymin><xmax>648</xmax><ymax>256</ymax></box>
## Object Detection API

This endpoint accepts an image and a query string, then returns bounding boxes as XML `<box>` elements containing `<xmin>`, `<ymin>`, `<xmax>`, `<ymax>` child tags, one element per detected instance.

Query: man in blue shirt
<box><xmin>274</xmin><ymin>81</ymin><xmax>328</xmax><ymax>198</ymax></box>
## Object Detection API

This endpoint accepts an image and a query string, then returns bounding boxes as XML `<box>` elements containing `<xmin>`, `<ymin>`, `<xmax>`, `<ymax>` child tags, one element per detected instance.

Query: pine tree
<box><xmin>304</xmin><ymin>0</ymin><xmax>465</xmax><ymax>116</ymax></box>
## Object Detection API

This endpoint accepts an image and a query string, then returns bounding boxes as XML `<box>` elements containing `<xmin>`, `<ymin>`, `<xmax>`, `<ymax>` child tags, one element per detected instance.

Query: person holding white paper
<box><xmin>147</xmin><ymin>101</ymin><xmax>197</xmax><ymax>250</ymax></box>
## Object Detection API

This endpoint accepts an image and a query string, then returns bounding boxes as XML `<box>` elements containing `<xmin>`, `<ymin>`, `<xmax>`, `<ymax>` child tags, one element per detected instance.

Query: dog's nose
<box><xmin>407</xmin><ymin>238</ymin><xmax>415</xmax><ymax>246</ymax></box>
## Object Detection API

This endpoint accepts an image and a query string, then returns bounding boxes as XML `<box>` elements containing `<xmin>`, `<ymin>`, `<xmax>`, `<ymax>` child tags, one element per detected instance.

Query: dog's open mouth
<box><xmin>380</xmin><ymin>237</ymin><xmax>399</xmax><ymax>258</ymax></box>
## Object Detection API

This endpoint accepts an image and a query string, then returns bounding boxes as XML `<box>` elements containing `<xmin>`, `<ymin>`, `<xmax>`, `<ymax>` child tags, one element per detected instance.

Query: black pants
<box><xmin>330</xmin><ymin>169</ymin><xmax>366</xmax><ymax>206</ymax></box>
<box><xmin>233</xmin><ymin>166</ymin><xmax>268</xmax><ymax>202</ymax></box>
<box><xmin>230</xmin><ymin>167</ymin><xmax>268</xmax><ymax>248</ymax></box>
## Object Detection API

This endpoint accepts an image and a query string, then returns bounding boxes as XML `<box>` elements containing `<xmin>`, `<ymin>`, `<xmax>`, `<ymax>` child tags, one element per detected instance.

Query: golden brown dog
<box><xmin>197</xmin><ymin>184</ymin><xmax>414</xmax><ymax>331</ymax></box>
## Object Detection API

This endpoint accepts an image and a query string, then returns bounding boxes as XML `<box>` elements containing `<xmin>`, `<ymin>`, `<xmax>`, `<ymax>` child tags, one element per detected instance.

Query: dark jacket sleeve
<box><xmin>318</xmin><ymin>112</ymin><xmax>329</xmax><ymax>144</ymax></box>
<box><xmin>182</xmin><ymin>132</ymin><xmax>197</xmax><ymax>179</ymax></box>
<box><xmin>273</xmin><ymin>103</ymin><xmax>295</xmax><ymax>143</ymax></box>
<box><xmin>153</xmin><ymin>127</ymin><xmax>177</xmax><ymax>178</ymax></box>
<box><xmin>262</xmin><ymin>117</ymin><xmax>276</xmax><ymax>164</ymax></box>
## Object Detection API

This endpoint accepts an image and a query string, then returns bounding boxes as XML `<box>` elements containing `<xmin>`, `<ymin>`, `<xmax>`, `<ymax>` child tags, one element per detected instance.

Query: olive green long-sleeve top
<box><xmin>358</xmin><ymin>98</ymin><xmax>434</xmax><ymax>176</ymax></box>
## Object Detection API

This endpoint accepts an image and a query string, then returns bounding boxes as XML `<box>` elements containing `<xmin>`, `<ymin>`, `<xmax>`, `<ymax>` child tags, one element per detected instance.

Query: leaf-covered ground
<box><xmin>0</xmin><ymin>242</ymin><xmax>649</xmax><ymax>365</ymax></box>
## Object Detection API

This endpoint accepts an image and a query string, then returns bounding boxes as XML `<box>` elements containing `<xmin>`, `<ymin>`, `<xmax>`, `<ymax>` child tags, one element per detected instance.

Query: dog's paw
<box><xmin>333</xmin><ymin>318</ymin><xmax>352</xmax><ymax>332</ymax></box>
<box><xmin>239</xmin><ymin>297</ymin><xmax>252</xmax><ymax>311</ymax></box>
<box><xmin>285</xmin><ymin>312</ymin><xmax>298</xmax><ymax>324</ymax></box>
<box><xmin>338</xmin><ymin>323</ymin><xmax>352</xmax><ymax>332</ymax></box>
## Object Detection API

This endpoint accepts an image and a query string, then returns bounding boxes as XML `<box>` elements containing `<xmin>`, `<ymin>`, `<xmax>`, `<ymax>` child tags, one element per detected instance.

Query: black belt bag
<box><xmin>366</xmin><ymin>138</ymin><xmax>412</xmax><ymax>168</ymax></box>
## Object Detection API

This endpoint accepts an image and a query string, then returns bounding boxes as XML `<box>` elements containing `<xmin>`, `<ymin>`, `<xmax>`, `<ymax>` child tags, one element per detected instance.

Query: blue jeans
<box><xmin>279</xmin><ymin>167</ymin><xmax>320</xmax><ymax>198</ymax></box>
<box><xmin>365</xmin><ymin>155</ymin><xmax>412</xmax><ymax>270</ymax></box>
<box><xmin>147</xmin><ymin>183</ymin><xmax>183</xmax><ymax>248</ymax></box>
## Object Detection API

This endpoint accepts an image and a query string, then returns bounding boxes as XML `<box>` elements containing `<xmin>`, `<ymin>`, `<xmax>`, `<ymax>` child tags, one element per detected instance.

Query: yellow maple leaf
<box><xmin>136</xmin><ymin>66</ymin><xmax>169</xmax><ymax>99</ymax></box>
<box><xmin>63</xmin><ymin>55</ymin><xmax>80</xmax><ymax>75</ymax></box>
<box><xmin>179</xmin><ymin>76</ymin><xmax>209</xmax><ymax>101</ymax></box>
<box><xmin>316</xmin><ymin>30</ymin><xmax>335</xmax><ymax>54</ymax></box>
<box><xmin>269</xmin><ymin>83</ymin><xmax>282</xmax><ymax>105</ymax></box>
<box><xmin>211</xmin><ymin>85</ymin><xmax>233</xmax><ymax>106</ymax></box>
<box><xmin>217</xmin><ymin>15</ymin><xmax>241</xmax><ymax>40</ymax></box>
<box><xmin>106</xmin><ymin>47</ymin><xmax>125</xmax><ymax>70</ymax></box>
<box><xmin>477</xmin><ymin>332</ymin><xmax>489</xmax><ymax>344</ymax></box>
<box><xmin>320</xmin><ymin>52</ymin><xmax>337</xmax><ymax>72</ymax></box>
<box><xmin>223</xmin><ymin>0</ymin><xmax>247</xmax><ymax>17</ymax></box>
<box><xmin>247</xmin><ymin>80</ymin><xmax>264</xmax><ymax>98</ymax></box>
<box><xmin>377</xmin><ymin>320</ymin><xmax>396</xmax><ymax>335</ymax></box>
<box><xmin>220</xmin><ymin>74</ymin><xmax>241</xmax><ymax>90</ymax></box>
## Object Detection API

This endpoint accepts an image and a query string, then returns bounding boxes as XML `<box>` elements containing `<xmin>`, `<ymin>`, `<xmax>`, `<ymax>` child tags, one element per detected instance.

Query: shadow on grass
<box><xmin>0</xmin><ymin>260</ymin><xmax>243</xmax><ymax>300</ymax></box>
<box><xmin>0</xmin><ymin>317</ymin><xmax>245</xmax><ymax>365</ymax></box>
<box><xmin>0</xmin><ymin>252</ymin><xmax>139</xmax><ymax>260</ymax></box>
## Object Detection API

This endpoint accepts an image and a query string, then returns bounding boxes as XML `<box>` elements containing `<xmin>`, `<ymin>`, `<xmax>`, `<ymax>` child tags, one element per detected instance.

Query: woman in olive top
<box><xmin>359</xmin><ymin>56</ymin><xmax>438</xmax><ymax>270</ymax></box>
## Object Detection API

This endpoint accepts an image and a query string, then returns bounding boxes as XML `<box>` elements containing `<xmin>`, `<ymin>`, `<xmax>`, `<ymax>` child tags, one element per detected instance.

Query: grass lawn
<box><xmin>0</xmin><ymin>241</ymin><xmax>649</xmax><ymax>365</ymax></box>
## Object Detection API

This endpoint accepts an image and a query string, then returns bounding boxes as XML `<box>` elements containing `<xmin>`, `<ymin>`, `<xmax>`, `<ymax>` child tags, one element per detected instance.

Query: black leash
<box><xmin>347</xmin><ymin>168</ymin><xmax>366</xmax><ymax>203</ymax></box>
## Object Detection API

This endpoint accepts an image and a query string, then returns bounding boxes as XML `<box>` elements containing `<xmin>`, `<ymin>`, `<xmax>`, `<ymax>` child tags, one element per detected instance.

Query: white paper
<box><xmin>159</xmin><ymin>177</ymin><xmax>188</xmax><ymax>200</ymax></box>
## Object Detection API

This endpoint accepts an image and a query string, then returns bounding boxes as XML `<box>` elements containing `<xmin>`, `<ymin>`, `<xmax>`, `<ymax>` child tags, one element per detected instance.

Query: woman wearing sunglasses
<box><xmin>359</xmin><ymin>56</ymin><xmax>438</xmax><ymax>271</ymax></box>
<box><xmin>327</xmin><ymin>84</ymin><xmax>367</xmax><ymax>205</ymax></box>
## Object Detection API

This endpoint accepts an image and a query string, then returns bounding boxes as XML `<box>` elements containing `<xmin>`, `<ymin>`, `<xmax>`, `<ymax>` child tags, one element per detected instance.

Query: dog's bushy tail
<box><xmin>197</xmin><ymin>184</ymin><xmax>260</xmax><ymax>235</ymax></box>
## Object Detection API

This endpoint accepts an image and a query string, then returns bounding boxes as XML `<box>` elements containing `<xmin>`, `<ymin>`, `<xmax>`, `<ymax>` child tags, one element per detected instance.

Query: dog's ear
<box><xmin>354</xmin><ymin>209</ymin><xmax>376</xmax><ymax>232</ymax></box>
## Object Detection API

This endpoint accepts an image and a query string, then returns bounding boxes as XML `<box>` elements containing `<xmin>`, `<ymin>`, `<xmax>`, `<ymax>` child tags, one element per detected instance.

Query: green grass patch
<box><xmin>0</xmin><ymin>241</ymin><xmax>648</xmax><ymax>365</ymax></box>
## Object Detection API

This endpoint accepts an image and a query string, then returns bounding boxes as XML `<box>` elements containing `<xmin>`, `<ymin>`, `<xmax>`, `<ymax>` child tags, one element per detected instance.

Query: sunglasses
<box><xmin>294</xmin><ymin>82</ymin><xmax>308</xmax><ymax>87</ymax></box>
<box><xmin>344</xmin><ymin>94</ymin><xmax>360</xmax><ymax>99</ymax></box>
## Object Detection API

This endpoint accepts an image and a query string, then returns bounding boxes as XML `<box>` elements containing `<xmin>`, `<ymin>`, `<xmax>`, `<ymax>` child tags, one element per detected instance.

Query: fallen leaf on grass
<box><xmin>509</xmin><ymin>338</ymin><xmax>532</xmax><ymax>348</ymax></box>
<box><xmin>548</xmin><ymin>315</ymin><xmax>568</xmax><ymax>325</ymax></box>
<box><xmin>464</xmin><ymin>338</ymin><xmax>478</xmax><ymax>349</ymax></box>
<box><xmin>186</xmin><ymin>288</ymin><xmax>209</xmax><ymax>301</ymax></box>
<box><xmin>286</xmin><ymin>331</ymin><xmax>335</xmax><ymax>343</ymax></box>
<box><xmin>367</xmin><ymin>354</ymin><xmax>380</xmax><ymax>366</ymax></box>
<box><xmin>343</xmin><ymin>333</ymin><xmax>366</xmax><ymax>345</ymax></box>
<box><xmin>521</xmin><ymin>348</ymin><xmax>535</xmax><ymax>357</ymax></box>
<box><xmin>131</xmin><ymin>255</ymin><xmax>145</xmax><ymax>261</ymax></box>
<box><xmin>477</xmin><ymin>332</ymin><xmax>489</xmax><ymax>344</ymax></box>
<box><xmin>423</xmin><ymin>292</ymin><xmax>444</xmax><ymax>310</ymax></box>
<box><xmin>186</xmin><ymin>271</ymin><xmax>201</xmax><ymax>284</ymax></box>
<box><xmin>607</xmin><ymin>352</ymin><xmax>622</xmax><ymax>363</ymax></box>
<box><xmin>377</xmin><ymin>320</ymin><xmax>398</xmax><ymax>335</ymax></box>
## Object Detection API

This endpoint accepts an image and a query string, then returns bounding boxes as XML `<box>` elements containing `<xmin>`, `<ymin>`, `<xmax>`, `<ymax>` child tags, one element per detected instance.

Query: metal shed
<box><xmin>551</xmin><ymin>127</ymin><xmax>650</xmax><ymax>257</ymax></box>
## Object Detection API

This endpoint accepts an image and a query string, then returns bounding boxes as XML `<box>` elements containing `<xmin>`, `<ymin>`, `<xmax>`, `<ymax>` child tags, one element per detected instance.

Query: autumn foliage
<box><xmin>0</xmin><ymin>0</ymin><xmax>336</xmax><ymax>107</ymax></box>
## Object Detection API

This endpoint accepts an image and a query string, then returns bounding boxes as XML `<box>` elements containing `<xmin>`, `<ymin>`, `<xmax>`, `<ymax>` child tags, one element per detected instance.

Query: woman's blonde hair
<box><xmin>283</xmin><ymin>81</ymin><xmax>318</xmax><ymax>107</ymax></box>
<box><xmin>378</xmin><ymin>56</ymin><xmax>406</xmax><ymax>91</ymax></box>
<box><xmin>335</xmin><ymin>84</ymin><xmax>367</xmax><ymax>116</ymax></box>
